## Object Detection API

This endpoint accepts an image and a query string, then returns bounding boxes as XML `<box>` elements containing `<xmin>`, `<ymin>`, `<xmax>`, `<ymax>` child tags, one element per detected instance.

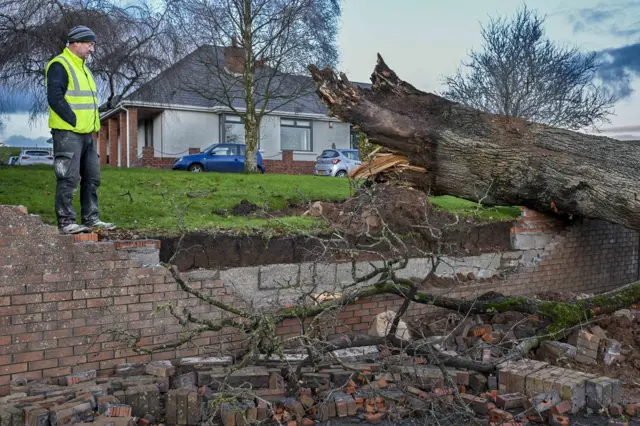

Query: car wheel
<box><xmin>189</xmin><ymin>164</ymin><xmax>204</xmax><ymax>172</ymax></box>
<box><xmin>335</xmin><ymin>170</ymin><xmax>347</xmax><ymax>177</ymax></box>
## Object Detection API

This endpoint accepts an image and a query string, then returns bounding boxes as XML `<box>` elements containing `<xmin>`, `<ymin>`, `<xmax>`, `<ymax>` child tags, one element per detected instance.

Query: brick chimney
<box><xmin>224</xmin><ymin>37</ymin><xmax>245</xmax><ymax>74</ymax></box>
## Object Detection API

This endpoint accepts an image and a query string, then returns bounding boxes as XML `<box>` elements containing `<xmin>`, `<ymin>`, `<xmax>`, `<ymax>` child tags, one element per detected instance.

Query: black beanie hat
<box><xmin>67</xmin><ymin>26</ymin><xmax>96</xmax><ymax>43</ymax></box>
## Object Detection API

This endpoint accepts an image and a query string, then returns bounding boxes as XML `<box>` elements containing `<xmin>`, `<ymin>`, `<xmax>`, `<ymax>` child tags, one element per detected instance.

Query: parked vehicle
<box><xmin>8</xmin><ymin>156</ymin><xmax>18</xmax><ymax>165</ymax></box>
<box><xmin>314</xmin><ymin>149</ymin><xmax>361</xmax><ymax>177</ymax></box>
<box><xmin>172</xmin><ymin>143</ymin><xmax>265</xmax><ymax>173</ymax></box>
<box><xmin>16</xmin><ymin>150</ymin><xmax>53</xmax><ymax>166</ymax></box>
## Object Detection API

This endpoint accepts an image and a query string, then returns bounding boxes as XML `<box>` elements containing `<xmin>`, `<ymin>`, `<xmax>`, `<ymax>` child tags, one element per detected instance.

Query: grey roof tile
<box><xmin>115</xmin><ymin>45</ymin><xmax>370</xmax><ymax>116</ymax></box>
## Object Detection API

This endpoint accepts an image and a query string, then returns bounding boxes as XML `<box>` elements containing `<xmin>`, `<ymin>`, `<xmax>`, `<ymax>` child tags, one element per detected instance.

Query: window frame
<box><xmin>280</xmin><ymin>117</ymin><xmax>313</xmax><ymax>152</ymax></box>
<box><xmin>220</xmin><ymin>114</ymin><xmax>245</xmax><ymax>145</ymax></box>
<box><xmin>219</xmin><ymin>114</ymin><xmax>261</xmax><ymax>149</ymax></box>
<box><xmin>144</xmin><ymin>118</ymin><xmax>154</xmax><ymax>148</ymax></box>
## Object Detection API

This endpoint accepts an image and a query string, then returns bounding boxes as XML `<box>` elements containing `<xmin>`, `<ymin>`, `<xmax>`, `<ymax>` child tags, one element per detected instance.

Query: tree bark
<box><xmin>308</xmin><ymin>55</ymin><xmax>640</xmax><ymax>232</ymax></box>
<box><xmin>242</xmin><ymin>0</ymin><xmax>260</xmax><ymax>174</ymax></box>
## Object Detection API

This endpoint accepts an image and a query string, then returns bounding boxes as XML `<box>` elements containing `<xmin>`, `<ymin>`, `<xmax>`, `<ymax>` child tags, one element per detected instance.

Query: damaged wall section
<box><xmin>0</xmin><ymin>205</ymin><xmax>638</xmax><ymax>395</ymax></box>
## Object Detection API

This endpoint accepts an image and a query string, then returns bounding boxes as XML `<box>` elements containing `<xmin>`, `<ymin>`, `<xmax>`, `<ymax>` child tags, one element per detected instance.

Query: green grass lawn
<box><xmin>0</xmin><ymin>165</ymin><xmax>352</xmax><ymax>235</ymax></box>
<box><xmin>0</xmin><ymin>165</ymin><xmax>520</xmax><ymax>235</ymax></box>
<box><xmin>429</xmin><ymin>195</ymin><xmax>521</xmax><ymax>220</ymax></box>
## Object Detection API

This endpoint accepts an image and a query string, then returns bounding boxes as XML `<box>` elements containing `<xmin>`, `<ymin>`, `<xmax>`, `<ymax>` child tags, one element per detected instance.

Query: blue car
<box><xmin>172</xmin><ymin>143</ymin><xmax>265</xmax><ymax>173</ymax></box>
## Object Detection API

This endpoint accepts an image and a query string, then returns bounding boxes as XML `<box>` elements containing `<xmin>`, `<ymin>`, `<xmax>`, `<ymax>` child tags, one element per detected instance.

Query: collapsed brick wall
<box><xmin>0</xmin><ymin>205</ymin><xmax>638</xmax><ymax>395</ymax></box>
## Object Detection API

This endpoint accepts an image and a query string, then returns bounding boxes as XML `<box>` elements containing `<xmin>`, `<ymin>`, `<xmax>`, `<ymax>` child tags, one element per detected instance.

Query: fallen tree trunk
<box><xmin>308</xmin><ymin>56</ymin><xmax>640</xmax><ymax>232</ymax></box>
<box><xmin>279</xmin><ymin>279</ymin><xmax>640</xmax><ymax>333</ymax></box>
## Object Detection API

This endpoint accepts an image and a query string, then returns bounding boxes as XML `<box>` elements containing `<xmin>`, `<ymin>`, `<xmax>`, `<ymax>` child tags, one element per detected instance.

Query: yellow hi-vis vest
<box><xmin>45</xmin><ymin>47</ymin><xmax>100</xmax><ymax>134</ymax></box>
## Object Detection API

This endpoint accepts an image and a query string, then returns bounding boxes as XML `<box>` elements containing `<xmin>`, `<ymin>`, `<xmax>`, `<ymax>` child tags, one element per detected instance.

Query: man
<box><xmin>46</xmin><ymin>25</ymin><xmax>115</xmax><ymax>234</ymax></box>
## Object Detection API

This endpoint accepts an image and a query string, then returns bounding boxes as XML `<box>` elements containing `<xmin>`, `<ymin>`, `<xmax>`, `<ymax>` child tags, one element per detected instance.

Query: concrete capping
<box><xmin>114</xmin><ymin>240</ymin><xmax>161</xmax><ymax>250</ymax></box>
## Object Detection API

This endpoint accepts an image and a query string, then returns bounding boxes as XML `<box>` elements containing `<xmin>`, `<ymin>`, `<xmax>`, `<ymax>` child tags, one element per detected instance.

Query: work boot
<box><xmin>59</xmin><ymin>223</ymin><xmax>91</xmax><ymax>234</ymax></box>
<box><xmin>86</xmin><ymin>220</ymin><xmax>116</xmax><ymax>231</ymax></box>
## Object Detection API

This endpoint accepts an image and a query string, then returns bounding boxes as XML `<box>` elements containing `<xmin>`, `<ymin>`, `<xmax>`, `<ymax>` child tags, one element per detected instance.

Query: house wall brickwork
<box><xmin>0</xmin><ymin>205</ymin><xmax>637</xmax><ymax>394</ymax></box>
<box><xmin>141</xmin><ymin>147</ymin><xmax>176</xmax><ymax>169</ymax></box>
<box><xmin>98</xmin><ymin>129</ymin><xmax>108</xmax><ymax>166</ymax></box>
<box><xmin>108</xmin><ymin>118</ymin><xmax>118</xmax><ymax>167</ymax></box>
<box><xmin>263</xmin><ymin>151</ymin><xmax>316</xmax><ymax>175</ymax></box>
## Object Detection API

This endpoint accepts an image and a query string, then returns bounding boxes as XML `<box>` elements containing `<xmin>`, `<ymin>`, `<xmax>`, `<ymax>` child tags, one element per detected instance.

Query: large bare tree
<box><xmin>165</xmin><ymin>0</ymin><xmax>340</xmax><ymax>173</ymax></box>
<box><xmin>442</xmin><ymin>5</ymin><xmax>616</xmax><ymax>130</ymax></box>
<box><xmin>0</xmin><ymin>0</ymin><xmax>179</xmax><ymax>121</ymax></box>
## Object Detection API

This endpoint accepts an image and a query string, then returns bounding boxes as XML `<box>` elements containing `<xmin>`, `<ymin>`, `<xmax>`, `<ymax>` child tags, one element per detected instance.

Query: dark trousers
<box><xmin>52</xmin><ymin>129</ymin><xmax>101</xmax><ymax>227</ymax></box>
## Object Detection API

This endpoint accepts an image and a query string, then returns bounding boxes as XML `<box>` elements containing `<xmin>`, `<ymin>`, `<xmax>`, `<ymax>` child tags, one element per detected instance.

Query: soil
<box><xmin>230</xmin><ymin>199</ymin><xmax>261</xmax><ymax>216</ymax></box>
<box><xmin>310</xmin><ymin>183</ymin><xmax>493</xmax><ymax>237</ymax></box>
<box><xmin>97</xmin><ymin>182</ymin><xmax>513</xmax><ymax>271</ymax></box>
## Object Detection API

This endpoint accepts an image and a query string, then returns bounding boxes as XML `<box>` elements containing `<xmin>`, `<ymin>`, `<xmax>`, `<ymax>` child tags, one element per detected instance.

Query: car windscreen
<box><xmin>25</xmin><ymin>151</ymin><xmax>50</xmax><ymax>156</ymax></box>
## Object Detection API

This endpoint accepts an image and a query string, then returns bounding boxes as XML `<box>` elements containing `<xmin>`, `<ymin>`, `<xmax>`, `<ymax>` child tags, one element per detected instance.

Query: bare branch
<box><xmin>441</xmin><ymin>5</ymin><xmax>616</xmax><ymax>130</ymax></box>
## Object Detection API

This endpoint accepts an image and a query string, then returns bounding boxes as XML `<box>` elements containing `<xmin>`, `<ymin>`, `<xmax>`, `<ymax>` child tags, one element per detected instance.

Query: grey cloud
<box><xmin>597</xmin><ymin>42</ymin><xmax>640</xmax><ymax>98</ymax></box>
<box><xmin>0</xmin><ymin>87</ymin><xmax>37</xmax><ymax>114</ymax></box>
<box><xmin>569</xmin><ymin>2</ymin><xmax>640</xmax><ymax>37</ymax></box>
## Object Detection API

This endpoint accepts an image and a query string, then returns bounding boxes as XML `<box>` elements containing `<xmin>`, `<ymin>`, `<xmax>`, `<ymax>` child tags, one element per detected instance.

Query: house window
<box><xmin>280</xmin><ymin>118</ymin><xmax>312</xmax><ymax>151</ymax></box>
<box><xmin>223</xmin><ymin>115</ymin><xmax>245</xmax><ymax>143</ymax></box>
<box><xmin>144</xmin><ymin>119</ymin><xmax>153</xmax><ymax>147</ymax></box>
<box><xmin>350</xmin><ymin>129</ymin><xmax>360</xmax><ymax>150</ymax></box>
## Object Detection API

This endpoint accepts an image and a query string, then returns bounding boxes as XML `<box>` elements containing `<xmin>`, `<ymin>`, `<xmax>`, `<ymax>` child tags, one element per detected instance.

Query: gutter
<box><xmin>100</xmin><ymin>100</ymin><xmax>343</xmax><ymax>122</ymax></box>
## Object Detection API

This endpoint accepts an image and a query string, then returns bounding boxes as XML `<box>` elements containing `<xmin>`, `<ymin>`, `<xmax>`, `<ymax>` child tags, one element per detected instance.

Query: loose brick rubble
<box><xmin>0</xmin><ymin>353</ymin><xmax>637</xmax><ymax>426</ymax></box>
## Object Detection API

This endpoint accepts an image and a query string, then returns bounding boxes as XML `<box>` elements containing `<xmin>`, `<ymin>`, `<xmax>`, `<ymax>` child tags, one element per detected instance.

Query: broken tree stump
<box><xmin>308</xmin><ymin>55</ymin><xmax>640</xmax><ymax>232</ymax></box>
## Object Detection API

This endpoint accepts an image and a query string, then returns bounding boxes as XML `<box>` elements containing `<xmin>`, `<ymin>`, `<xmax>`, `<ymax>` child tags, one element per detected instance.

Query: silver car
<box><xmin>314</xmin><ymin>149</ymin><xmax>361</xmax><ymax>177</ymax></box>
<box><xmin>16</xmin><ymin>149</ymin><xmax>54</xmax><ymax>166</ymax></box>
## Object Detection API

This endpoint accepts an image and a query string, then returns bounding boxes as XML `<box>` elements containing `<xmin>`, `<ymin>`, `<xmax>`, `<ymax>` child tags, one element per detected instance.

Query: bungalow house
<box><xmin>97</xmin><ymin>42</ymin><xmax>367</xmax><ymax>174</ymax></box>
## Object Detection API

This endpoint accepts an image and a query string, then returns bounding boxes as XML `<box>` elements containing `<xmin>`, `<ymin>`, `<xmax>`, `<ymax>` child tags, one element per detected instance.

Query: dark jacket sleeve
<box><xmin>46</xmin><ymin>62</ymin><xmax>76</xmax><ymax>127</ymax></box>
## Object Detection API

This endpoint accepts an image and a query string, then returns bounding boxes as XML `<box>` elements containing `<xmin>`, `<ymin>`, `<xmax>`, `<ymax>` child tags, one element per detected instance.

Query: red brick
<box><xmin>0</xmin><ymin>355</ymin><xmax>11</xmax><ymax>366</ymax></box>
<box><xmin>609</xmin><ymin>404</ymin><xmax>624</xmax><ymax>416</ymax></box>
<box><xmin>626</xmin><ymin>403</ymin><xmax>640</xmax><ymax>417</ymax></box>
<box><xmin>114</xmin><ymin>295</ymin><xmax>139</xmax><ymax>305</ymax></box>
<box><xmin>58</xmin><ymin>355</ymin><xmax>88</xmax><ymax>367</ymax></box>
<box><xmin>12</xmin><ymin>313</ymin><xmax>43</xmax><ymax>324</ymax></box>
<box><xmin>29</xmin><ymin>358</ymin><xmax>59</xmax><ymax>370</ymax></box>
<box><xmin>0</xmin><ymin>362</ymin><xmax>28</xmax><ymax>375</ymax></box>
<box><xmin>42</xmin><ymin>367</ymin><xmax>71</xmax><ymax>378</ymax></box>
<box><xmin>13</xmin><ymin>332</ymin><xmax>43</xmax><ymax>343</ymax></box>
<box><xmin>58</xmin><ymin>300</ymin><xmax>86</xmax><ymax>310</ymax></box>
<box><xmin>13</xmin><ymin>370</ymin><xmax>43</xmax><ymax>381</ymax></box>
<box><xmin>44</xmin><ymin>329</ymin><xmax>73</xmax><ymax>340</ymax></box>
<box><xmin>13</xmin><ymin>351</ymin><xmax>44</xmax><ymax>362</ymax></box>
<box><xmin>45</xmin><ymin>347</ymin><xmax>74</xmax><ymax>359</ymax></box>
<box><xmin>0</xmin><ymin>305</ymin><xmax>26</xmax><ymax>315</ymax></box>
<box><xmin>73</xmin><ymin>289</ymin><xmax>102</xmax><ymax>299</ymax></box>
<box><xmin>27</xmin><ymin>302</ymin><xmax>58</xmax><ymax>313</ymax></box>
<box><xmin>43</xmin><ymin>311</ymin><xmax>73</xmax><ymax>321</ymax></box>
<box><xmin>73</xmin><ymin>326</ymin><xmax>101</xmax><ymax>336</ymax></box>
<box><xmin>87</xmin><ymin>298</ymin><xmax>113</xmax><ymax>308</ymax></box>
<box><xmin>86</xmin><ymin>351</ymin><xmax>115</xmax><ymax>362</ymax></box>
<box><xmin>11</xmin><ymin>293</ymin><xmax>42</xmax><ymax>304</ymax></box>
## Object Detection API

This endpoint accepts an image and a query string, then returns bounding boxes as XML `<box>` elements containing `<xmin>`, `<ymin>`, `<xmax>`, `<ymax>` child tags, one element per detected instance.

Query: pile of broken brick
<box><xmin>1</xmin><ymin>346</ymin><xmax>639</xmax><ymax>426</ymax></box>
<box><xmin>415</xmin><ymin>307</ymin><xmax>638</xmax><ymax>368</ymax></box>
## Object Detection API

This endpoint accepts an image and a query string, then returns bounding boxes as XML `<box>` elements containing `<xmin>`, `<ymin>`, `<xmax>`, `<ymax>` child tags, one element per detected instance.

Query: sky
<box><xmin>2</xmin><ymin>0</ymin><xmax>640</xmax><ymax>142</ymax></box>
